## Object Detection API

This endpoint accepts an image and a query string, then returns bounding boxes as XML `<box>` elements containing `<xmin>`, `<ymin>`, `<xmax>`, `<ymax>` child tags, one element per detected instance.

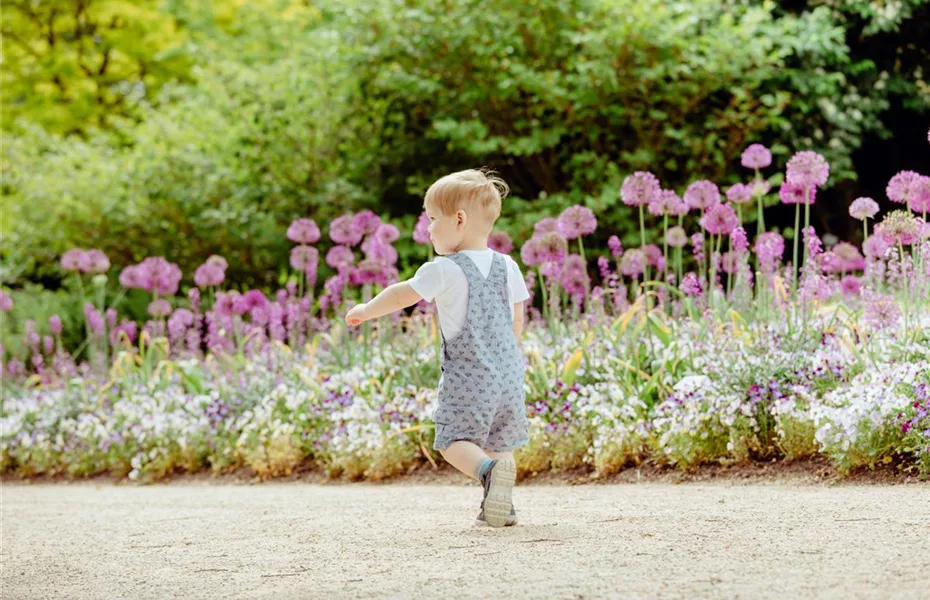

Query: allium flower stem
<box><xmin>803</xmin><ymin>188</ymin><xmax>811</xmax><ymax>268</ymax></box>
<box><xmin>662</xmin><ymin>214</ymin><xmax>669</xmax><ymax>283</ymax></box>
<box><xmin>792</xmin><ymin>203</ymin><xmax>801</xmax><ymax>299</ymax></box>
<box><xmin>639</xmin><ymin>205</ymin><xmax>649</xmax><ymax>284</ymax></box>
<box><xmin>755</xmin><ymin>168</ymin><xmax>766</xmax><ymax>235</ymax></box>
<box><xmin>677</xmin><ymin>214</ymin><xmax>684</xmax><ymax>284</ymax></box>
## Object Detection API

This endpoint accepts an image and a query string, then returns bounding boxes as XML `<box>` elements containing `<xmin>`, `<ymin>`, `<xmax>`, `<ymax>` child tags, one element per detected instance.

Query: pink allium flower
<box><xmin>691</xmin><ymin>233</ymin><xmax>705</xmax><ymax>263</ymax></box>
<box><xmin>754</xmin><ymin>232</ymin><xmax>785</xmax><ymax>272</ymax></box>
<box><xmin>681</xmin><ymin>272</ymin><xmax>702</xmax><ymax>297</ymax></box>
<box><xmin>725</xmin><ymin>184</ymin><xmax>753</xmax><ymax>205</ymax></box>
<box><xmin>642</xmin><ymin>244</ymin><xmax>663</xmax><ymax>269</ymax></box>
<box><xmin>621</xmin><ymin>171</ymin><xmax>661</xmax><ymax>207</ymax></box>
<box><xmin>557</xmin><ymin>205</ymin><xmax>597</xmax><ymax>239</ymax></box>
<box><xmin>700</xmin><ymin>203</ymin><xmax>739</xmax><ymax>236</ymax></box>
<box><xmin>649</xmin><ymin>189</ymin><xmax>686</xmax><ymax>217</ymax></box>
<box><xmin>731</xmin><ymin>227</ymin><xmax>749</xmax><ymax>253</ymax></box>
<box><xmin>326</xmin><ymin>245</ymin><xmax>355</xmax><ymax>269</ymax></box>
<box><xmin>839</xmin><ymin>275</ymin><xmax>861</xmax><ymax>297</ymax></box>
<box><xmin>832</xmin><ymin>242</ymin><xmax>865</xmax><ymax>272</ymax></box>
<box><xmin>126</xmin><ymin>257</ymin><xmax>182</xmax><ymax>295</ymax></box>
<box><xmin>362</xmin><ymin>236</ymin><xmax>398</xmax><ymax>266</ymax></box>
<box><xmin>778</xmin><ymin>181</ymin><xmax>816</xmax><ymax>205</ymax></box>
<box><xmin>206</xmin><ymin>255</ymin><xmax>228</xmax><ymax>270</ymax></box>
<box><xmin>537</xmin><ymin>232</ymin><xmax>569</xmax><ymax>264</ymax></box>
<box><xmin>560</xmin><ymin>254</ymin><xmax>589</xmax><ymax>296</ymax></box>
<box><xmin>619</xmin><ymin>249</ymin><xmax>646</xmax><ymax>277</ymax></box>
<box><xmin>61</xmin><ymin>249</ymin><xmax>85</xmax><ymax>271</ymax></box>
<box><xmin>0</xmin><ymin>290</ymin><xmax>13</xmax><ymax>312</ymax></box>
<box><xmin>83</xmin><ymin>303</ymin><xmax>105</xmax><ymax>335</ymax></box>
<box><xmin>876</xmin><ymin>210</ymin><xmax>921</xmax><ymax>246</ymax></box>
<box><xmin>786</xmin><ymin>151</ymin><xmax>829</xmax><ymax>189</ymax></box>
<box><xmin>413</xmin><ymin>212</ymin><xmax>431</xmax><ymax>245</ymax></box>
<box><xmin>235</xmin><ymin>290</ymin><xmax>270</xmax><ymax>315</ymax></box>
<box><xmin>534</xmin><ymin>217</ymin><xmax>559</xmax><ymax>236</ymax></box>
<box><xmin>721</xmin><ymin>251</ymin><xmax>739</xmax><ymax>274</ymax></box>
<box><xmin>214</xmin><ymin>292</ymin><xmax>238</xmax><ymax>316</ymax></box>
<box><xmin>666</xmin><ymin>226</ymin><xmax>688</xmax><ymax>248</ymax></box>
<box><xmin>886</xmin><ymin>171</ymin><xmax>923</xmax><ymax>205</ymax></box>
<box><xmin>684</xmin><ymin>180</ymin><xmax>721</xmax><ymax>210</ymax></box>
<box><xmin>49</xmin><ymin>315</ymin><xmax>62</xmax><ymax>335</ymax></box>
<box><xmin>109</xmin><ymin>320</ymin><xmax>137</xmax><ymax>346</ymax></box>
<box><xmin>290</xmin><ymin>245</ymin><xmax>320</xmax><ymax>271</ymax></box>
<box><xmin>864</xmin><ymin>293</ymin><xmax>901</xmax><ymax>330</ymax></box>
<box><xmin>119</xmin><ymin>265</ymin><xmax>144</xmax><ymax>289</ymax></box>
<box><xmin>862</xmin><ymin>234</ymin><xmax>891</xmax><ymax>259</ymax></box>
<box><xmin>488</xmin><ymin>231</ymin><xmax>514</xmax><ymax>254</ymax></box>
<box><xmin>741</xmin><ymin>144</ymin><xmax>772</xmax><ymax>169</ymax></box>
<box><xmin>287</xmin><ymin>218</ymin><xmax>321</xmax><ymax>244</ymax></box>
<box><xmin>608</xmin><ymin>235</ymin><xmax>623</xmax><ymax>257</ymax></box>
<box><xmin>330</xmin><ymin>214</ymin><xmax>363</xmax><ymax>246</ymax></box>
<box><xmin>80</xmin><ymin>249</ymin><xmax>110</xmax><ymax>274</ymax></box>
<box><xmin>849</xmin><ymin>197</ymin><xmax>880</xmax><ymax>220</ymax></box>
<box><xmin>520</xmin><ymin>237</ymin><xmax>545</xmax><ymax>267</ymax></box>
<box><xmin>375</xmin><ymin>223</ymin><xmax>400</xmax><ymax>244</ymax></box>
<box><xmin>148</xmin><ymin>299</ymin><xmax>172</xmax><ymax>318</ymax></box>
<box><xmin>352</xmin><ymin>210</ymin><xmax>381</xmax><ymax>236</ymax></box>
<box><xmin>906</xmin><ymin>175</ymin><xmax>930</xmax><ymax>214</ymax></box>
<box><xmin>194</xmin><ymin>263</ymin><xmax>225</xmax><ymax>288</ymax></box>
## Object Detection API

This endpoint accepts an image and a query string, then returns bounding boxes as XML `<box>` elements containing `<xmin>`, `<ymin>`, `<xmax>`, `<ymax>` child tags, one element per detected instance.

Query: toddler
<box><xmin>345</xmin><ymin>168</ymin><xmax>530</xmax><ymax>528</ymax></box>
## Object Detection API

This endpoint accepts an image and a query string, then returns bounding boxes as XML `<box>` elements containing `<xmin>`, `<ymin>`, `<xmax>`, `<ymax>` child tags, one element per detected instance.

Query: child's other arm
<box><xmin>512</xmin><ymin>301</ymin><xmax>525</xmax><ymax>342</ymax></box>
<box><xmin>345</xmin><ymin>283</ymin><xmax>422</xmax><ymax>326</ymax></box>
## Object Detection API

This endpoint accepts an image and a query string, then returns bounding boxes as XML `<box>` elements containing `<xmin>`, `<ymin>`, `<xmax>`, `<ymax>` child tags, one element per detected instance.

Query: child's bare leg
<box><xmin>439</xmin><ymin>441</ymin><xmax>491</xmax><ymax>480</ymax></box>
<box><xmin>484</xmin><ymin>450</ymin><xmax>513</xmax><ymax>462</ymax></box>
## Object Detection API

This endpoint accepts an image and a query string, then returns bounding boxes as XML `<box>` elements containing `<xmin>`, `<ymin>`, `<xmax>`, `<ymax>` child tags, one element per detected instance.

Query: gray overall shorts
<box><xmin>432</xmin><ymin>252</ymin><xmax>529</xmax><ymax>452</ymax></box>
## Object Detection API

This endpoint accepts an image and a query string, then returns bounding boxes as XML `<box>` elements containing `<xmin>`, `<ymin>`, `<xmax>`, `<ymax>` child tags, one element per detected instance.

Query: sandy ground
<box><xmin>1</xmin><ymin>480</ymin><xmax>928</xmax><ymax>600</ymax></box>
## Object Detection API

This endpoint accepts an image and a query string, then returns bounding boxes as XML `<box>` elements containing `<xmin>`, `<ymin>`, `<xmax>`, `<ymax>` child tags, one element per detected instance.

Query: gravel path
<box><xmin>2</xmin><ymin>480</ymin><xmax>928</xmax><ymax>599</ymax></box>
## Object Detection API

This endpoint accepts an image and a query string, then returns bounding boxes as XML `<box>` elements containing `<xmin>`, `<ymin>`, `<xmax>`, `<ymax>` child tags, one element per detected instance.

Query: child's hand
<box><xmin>345</xmin><ymin>303</ymin><xmax>369</xmax><ymax>327</ymax></box>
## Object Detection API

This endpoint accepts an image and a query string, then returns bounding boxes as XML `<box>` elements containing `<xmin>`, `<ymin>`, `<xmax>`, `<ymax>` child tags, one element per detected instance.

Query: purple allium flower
<box><xmin>557</xmin><ymin>205</ymin><xmax>597</xmax><ymax>239</ymax></box>
<box><xmin>684</xmin><ymin>180</ymin><xmax>721</xmax><ymax>211</ymax></box>
<box><xmin>488</xmin><ymin>231</ymin><xmax>514</xmax><ymax>254</ymax></box>
<box><xmin>876</xmin><ymin>210</ymin><xmax>921</xmax><ymax>246</ymax></box>
<box><xmin>786</xmin><ymin>151</ymin><xmax>829</xmax><ymax>189</ymax></box>
<box><xmin>534</xmin><ymin>217</ymin><xmax>559</xmax><ymax>236</ymax></box>
<box><xmin>194</xmin><ymin>262</ymin><xmax>225</xmax><ymax>288</ymax></box>
<box><xmin>351</xmin><ymin>210</ymin><xmax>381</xmax><ymax>236</ymax></box>
<box><xmin>666</xmin><ymin>226</ymin><xmax>688</xmax><ymax>248</ymax></box>
<box><xmin>905</xmin><ymin>175</ymin><xmax>930</xmax><ymax>214</ymax></box>
<box><xmin>326</xmin><ymin>245</ymin><xmax>355</xmax><ymax>269</ymax></box>
<box><xmin>0</xmin><ymin>291</ymin><xmax>12</xmax><ymax>312</ymax></box>
<box><xmin>559</xmin><ymin>254</ymin><xmax>588</xmax><ymax>296</ymax></box>
<box><xmin>863</xmin><ymin>234</ymin><xmax>891</xmax><ymax>260</ymax></box>
<box><xmin>831</xmin><ymin>242</ymin><xmax>865</xmax><ymax>272</ymax></box>
<box><xmin>642</xmin><ymin>244</ymin><xmax>664</xmax><ymax>269</ymax></box>
<box><xmin>84</xmin><ymin>303</ymin><xmax>105</xmax><ymax>335</ymax></box>
<box><xmin>362</xmin><ymin>235</ymin><xmax>398</xmax><ymax>266</ymax></box>
<box><xmin>60</xmin><ymin>249</ymin><xmax>85</xmax><ymax>271</ymax></box>
<box><xmin>520</xmin><ymin>237</ymin><xmax>544</xmax><ymax>267</ymax></box>
<box><xmin>287</xmin><ymin>218</ymin><xmax>321</xmax><ymax>244</ymax></box>
<box><xmin>330</xmin><ymin>214</ymin><xmax>363</xmax><ymax>246</ymax></box>
<box><xmin>649</xmin><ymin>189</ymin><xmax>686</xmax><ymax>216</ymax></box>
<box><xmin>741</xmin><ymin>144</ymin><xmax>772</xmax><ymax>169</ymax></box>
<box><xmin>681</xmin><ymin>272</ymin><xmax>703</xmax><ymax>297</ymax></box>
<box><xmin>621</xmin><ymin>171</ymin><xmax>661</xmax><ymax>207</ymax></box>
<box><xmin>80</xmin><ymin>249</ymin><xmax>110</xmax><ymax>274</ymax></box>
<box><xmin>700</xmin><ymin>203</ymin><xmax>739</xmax><ymax>235</ymax></box>
<box><xmin>731</xmin><ymin>227</ymin><xmax>749</xmax><ymax>253</ymax></box>
<box><xmin>619</xmin><ymin>249</ymin><xmax>646</xmax><ymax>278</ymax></box>
<box><xmin>754</xmin><ymin>232</ymin><xmax>785</xmax><ymax>272</ymax></box>
<box><xmin>413</xmin><ymin>212</ymin><xmax>431</xmax><ymax>245</ymax></box>
<box><xmin>778</xmin><ymin>181</ymin><xmax>816</xmax><ymax>205</ymax></box>
<box><xmin>863</xmin><ymin>293</ymin><xmax>901</xmax><ymax>330</ymax></box>
<box><xmin>235</xmin><ymin>290</ymin><xmax>270</xmax><ymax>316</ymax></box>
<box><xmin>537</xmin><ymin>232</ymin><xmax>569</xmax><ymax>264</ymax></box>
<box><xmin>148</xmin><ymin>299</ymin><xmax>172</xmax><ymax>318</ymax></box>
<box><xmin>105</xmin><ymin>308</ymin><xmax>117</xmax><ymax>329</ymax></box>
<box><xmin>849</xmin><ymin>197</ymin><xmax>880</xmax><ymax>220</ymax></box>
<box><xmin>726</xmin><ymin>184</ymin><xmax>753</xmax><ymax>205</ymax></box>
<box><xmin>290</xmin><ymin>245</ymin><xmax>320</xmax><ymax>271</ymax></box>
<box><xmin>375</xmin><ymin>223</ymin><xmax>400</xmax><ymax>244</ymax></box>
<box><xmin>608</xmin><ymin>235</ymin><xmax>623</xmax><ymax>257</ymax></box>
<box><xmin>132</xmin><ymin>257</ymin><xmax>182</xmax><ymax>295</ymax></box>
<box><xmin>721</xmin><ymin>251</ymin><xmax>740</xmax><ymax>274</ymax></box>
<box><xmin>886</xmin><ymin>171</ymin><xmax>923</xmax><ymax>205</ymax></box>
<box><xmin>350</xmin><ymin>259</ymin><xmax>387</xmax><ymax>286</ymax></box>
<box><xmin>49</xmin><ymin>315</ymin><xmax>63</xmax><ymax>335</ymax></box>
<box><xmin>839</xmin><ymin>275</ymin><xmax>862</xmax><ymax>296</ymax></box>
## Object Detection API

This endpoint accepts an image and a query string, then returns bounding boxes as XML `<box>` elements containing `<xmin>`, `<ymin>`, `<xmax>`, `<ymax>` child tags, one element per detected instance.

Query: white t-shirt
<box><xmin>408</xmin><ymin>250</ymin><xmax>530</xmax><ymax>340</ymax></box>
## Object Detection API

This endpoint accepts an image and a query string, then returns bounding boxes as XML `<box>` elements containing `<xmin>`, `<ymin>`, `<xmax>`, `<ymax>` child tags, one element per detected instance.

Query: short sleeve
<box><xmin>506</xmin><ymin>257</ymin><xmax>530</xmax><ymax>303</ymax></box>
<box><xmin>407</xmin><ymin>260</ymin><xmax>446</xmax><ymax>303</ymax></box>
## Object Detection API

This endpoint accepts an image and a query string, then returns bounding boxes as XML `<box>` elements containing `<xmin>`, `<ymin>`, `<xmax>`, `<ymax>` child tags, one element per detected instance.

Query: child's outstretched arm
<box><xmin>345</xmin><ymin>282</ymin><xmax>422</xmax><ymax>326</ymax></box>
<box><xmin>513</xmin><ymin>301</ymin><xmax>525</xmax><ymax>341</ymax></box>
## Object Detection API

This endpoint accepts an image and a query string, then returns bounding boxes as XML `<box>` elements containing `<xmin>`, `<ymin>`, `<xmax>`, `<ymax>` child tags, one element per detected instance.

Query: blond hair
<box><xmin>424</xmin><ymin>168</ymin><xmax>509</xmax><ymax>225</ymax></box>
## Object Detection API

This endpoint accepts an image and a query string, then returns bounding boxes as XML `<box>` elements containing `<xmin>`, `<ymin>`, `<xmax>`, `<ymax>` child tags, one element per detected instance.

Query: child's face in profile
<box><xmin>425</xmin><ymin>204</ymin><xmax>465</xmax><ymax>255</ymax></box>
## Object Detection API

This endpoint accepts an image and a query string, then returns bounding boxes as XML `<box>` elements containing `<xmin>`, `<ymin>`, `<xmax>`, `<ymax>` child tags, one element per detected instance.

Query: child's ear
<box><xmin>457</xmin><ymin>209</ymin><xmax>467</xmax><ymax>228</ymax></box>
